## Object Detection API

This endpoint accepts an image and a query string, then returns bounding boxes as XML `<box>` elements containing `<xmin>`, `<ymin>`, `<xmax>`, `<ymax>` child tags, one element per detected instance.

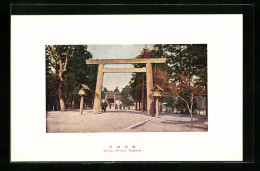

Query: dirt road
<box><xmin>46</xmin><ymin>109</ymin><xmax>208</xmax><ymax>133</ymax></box>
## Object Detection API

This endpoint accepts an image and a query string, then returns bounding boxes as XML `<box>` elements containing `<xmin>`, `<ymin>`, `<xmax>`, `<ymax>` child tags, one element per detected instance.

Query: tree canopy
<box><xmin>128</xmin><ymin>44</ymin><xmax>207</xmax><ymax>116</ymax></box>
<box><xmin>121</xmin><ymin>85</ymin><xmax>134</xmax><ymax>107</ymax></box>
<box><xmin>46</xmin><ymin>45</ymin><xmax>97</xmax><ymax>111</ymax></box>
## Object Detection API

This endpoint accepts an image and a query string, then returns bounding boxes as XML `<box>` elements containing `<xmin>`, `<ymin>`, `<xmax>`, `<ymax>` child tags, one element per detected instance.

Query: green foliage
<box><xmin>121</xmin><ymin>85</ymin><xmax>134</xmax><ymax>106</ymax></box>
<box><xmin>153</xmin><ymin>44</ymin><xmax>207</xmax><ymax>85</ymax></box>
<box><xmin>175</xmin><ymin>96</ymin><xmax>198</xmax><ymax>113</ymax></box>
<box><xmin>64</xmin><ymin>45</ymin><xmax>98</xmax><ymax>107</ymax></box>
<box><xmin>129</xmin><ymin>45</ymin><xmax>207</xmax><ymax>115</ymax></box>
<box><xmin>46</xmin><ymin>73</ymin><xmax>59</xmax><ymax>110</ymax></box>
<box><xmin>163</xmin><ymin>96</ymin><xmax>175</xmax><ymax>111</ymax></box>
<box><xmin>192</xmin><ymin>97</ymin><xmax>198</xmax><ymax>112</ymax></box>
<box><xmin>46</xmin><ymin>45</ymin><xmax>97</xmax><ymax>109</ymax></box>
<box><xmin>153</xmin><ymin>44</ymin><xmax>207</xmax><ymax>115</ymax></box>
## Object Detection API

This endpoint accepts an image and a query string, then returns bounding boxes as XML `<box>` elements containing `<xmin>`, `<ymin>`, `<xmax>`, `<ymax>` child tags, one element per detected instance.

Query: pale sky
<box><xmin>87</xmin><ymin>44</ymin><xmax>153</xmax><ymax>92</ymax></box>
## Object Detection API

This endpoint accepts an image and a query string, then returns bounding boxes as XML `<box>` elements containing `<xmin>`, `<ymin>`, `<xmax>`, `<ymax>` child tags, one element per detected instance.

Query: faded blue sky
<box><xmin>87</xmin><ymin>44</ymin><xmax>153</xmax><ymax>91</ymax></box>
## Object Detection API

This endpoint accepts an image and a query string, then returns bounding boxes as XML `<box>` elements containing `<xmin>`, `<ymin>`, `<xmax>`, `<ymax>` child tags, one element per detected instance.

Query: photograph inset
<box><xmin>46</xmin><ymin>44</ymin><xmax>208</xmax><ymax>132</ymax></box>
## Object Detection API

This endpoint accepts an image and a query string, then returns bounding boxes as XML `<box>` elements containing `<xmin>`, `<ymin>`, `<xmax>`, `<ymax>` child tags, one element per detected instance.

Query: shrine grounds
<box><xmin>46</xmin><ymin>108</ymin><xmax>208</xmax><ymax>133</ymax></box>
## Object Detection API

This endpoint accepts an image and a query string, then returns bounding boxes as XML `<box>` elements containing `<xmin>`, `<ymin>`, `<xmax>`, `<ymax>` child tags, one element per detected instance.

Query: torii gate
<box><xmin>86</xmin><ymin>58</ymin><xmax>166</xmax><ymax>116</ymax></box>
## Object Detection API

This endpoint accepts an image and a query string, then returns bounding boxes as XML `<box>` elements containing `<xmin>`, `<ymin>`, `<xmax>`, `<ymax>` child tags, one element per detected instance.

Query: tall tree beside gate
<box><xmin>46</xmin><ymin>45</ymin><xmax>97</xmax><ymax>112</ymax></box>
<box><xmin>129</xmin><ymin>48</ymin><xmax>151</xmax><ymax>112</ymax></box>
<box><xmin>46</xmin><ymin>45</ymin><xmax>73</xmax><ymax>112</ymax></box>
<box><xmin>129</xmin><ymin>73</ymin><xmax>146</xmax><ymax>111</ymax></box>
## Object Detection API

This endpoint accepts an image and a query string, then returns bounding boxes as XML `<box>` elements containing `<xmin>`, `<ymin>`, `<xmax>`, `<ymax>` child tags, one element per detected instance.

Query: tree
<box><xmin>153</xmin><ymin>44</ymin><xmax>207</xmax><ymax>114</ymax></box>
<box><xmin>46</xmin><ymin>73</ymin><xmax>59</xmax><ymax>110</ymax></box>
<box><xmin>129</xmin><ymin>72</ymin><xmax>146</xmax><ymax>111</ymax></box>
<box><xmin>168</xmin><ymin>74</ymin><xmax>205</xmax><ymax>129</ymax></box>
<box><xmin>153</xmin><ymin>65</ymin><xmax>205</xmax><ymax>129</ymax></box>
<box><xmin>46</xmin><ymin>45</ymin><xmax>74</xmax><ymax>112</ymax></box>
<box><xmin>196</xmin><ymin>96</ymin><xmax>205</xmax><ymax>115</ymax></box>
<box><xmin>163</xmin><ymin>96</ymin><xmax>176</xmax><ymax>112</ymax></box>
<box><xmin>175</xmin><ymin>95</ymin><xmax>198</xmax><ymax>114</ymax></box>
<box><xmin>129</xmin><ymin>47</ymin><xmax>152</xmax><ymax>112</ymax></box>
<box><xmin>46</xmin><ymin>45</ymin><xmax>97</xmax><ymax>112</ymax></box>
<box><xmin>186</xmin><ymin>44</ymin><xmax>207</xmax><ymax>115</ymax></box>
<box><xmin>129</xmin><ymin>44</ymin><xmax>207</xmax><ymax>122</ymax></box>
<box><xmin>121</xmin><ymin>85</ymin><xmax>134</xmax><ymax>109</ymax></box>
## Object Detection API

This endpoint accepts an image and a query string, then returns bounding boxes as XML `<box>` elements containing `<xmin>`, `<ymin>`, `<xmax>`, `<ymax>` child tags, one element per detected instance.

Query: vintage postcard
<box><xmin>11</xmin><ymin>15</ymin><xmax>243</xmax><ymax>161</ymax></box>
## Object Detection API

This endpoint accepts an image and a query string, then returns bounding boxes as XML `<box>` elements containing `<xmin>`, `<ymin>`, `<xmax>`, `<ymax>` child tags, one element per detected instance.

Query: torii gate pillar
<box><xmin>93</xmin><ymin>64</ymin><xmax>104</xmax><ymax>114</ymax></box>
<box><xmin>146</xmin><ymin>63</ymin><xmax>154</xmax><ymax>116</ymax></box>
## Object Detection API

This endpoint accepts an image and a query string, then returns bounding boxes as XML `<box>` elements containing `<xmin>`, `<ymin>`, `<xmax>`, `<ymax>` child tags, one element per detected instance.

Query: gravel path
<box><xmin>46</xmin><ymin>109</ymin><xmax>208</xmax><ymax>133</ymax></box>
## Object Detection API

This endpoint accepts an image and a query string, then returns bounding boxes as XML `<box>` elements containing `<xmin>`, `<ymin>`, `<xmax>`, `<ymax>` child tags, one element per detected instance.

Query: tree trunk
<box><xmin>65</xmin><ymin>91</ymin><xmax>69</xmax><ymax>108</ymax></box>
<box><xmin>179</xmin><ymin>48</ymin><xmax>184</xmax><ymax>114</ymax></box>
<box><xmin>181</xmin><ymin>99</ymin><xmax>184</xmax><ymax>114</ymax></box>
<box><xmin>198</xmin><ymin>97</ymin><xmax>202</xmax><ymax>115</ymax></box>
<box><xmin>205</xmin><ymin>82</ymin><xmax>208</xmax><ymax>116</ymax></box>
<box><xmin>139</xmin><ymin>102</ymin><xmax>141</xmax><ymax>111</ymax></box>
<box><xmin>58</xmin><ymin>70</ymin><xmax>65</xmax><ymax>112</ymax></box>
<box><xmin>135</xmin><ymin>102</ymin><xmax>137</xmax><ymax>110</ymax></box>
<box><xmin>53</xmin><ymin>105</ymin><xmax>55</xmax><ymax>111</ymax></box>
<box><xmin>59</xmin><ymin>98</ymin><xmax>65</xmax><ymax>112</ymax></box>
<box><xmin>71</xmin><ymin>95</ymin><xmax>75</xmax><ymax>109</ymax></box>
<box><xmin>159</xmin><ymin>98</ymin><xmax>162</xmax><ymax>112</ymax></box>
<box><xmin>181</xmin><ymin>95</ymin><xmax>194</xmax><ymax>129</ymax></box>
<box><xmin>141</xmin><ymin>79</ymin><xmax>144</xmax><ymax>112</ymax></box>
<box><xmin>189</xmin><ymin>95</ymin><xmax>194</xmax><ymax>129</ymax></box>
<box><xmin>190</xmin><ymin>111</ymin><xmax>194</xmax><ymax>129</ymax></box>
<box><xmin>184</xmin><ymin>106</ymin><xmax>194</xmax><ymax>129</ymax></box>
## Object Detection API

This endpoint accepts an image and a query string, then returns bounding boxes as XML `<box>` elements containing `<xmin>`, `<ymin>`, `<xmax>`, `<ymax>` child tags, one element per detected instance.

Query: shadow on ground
<box><xmin>46</xmin><ymin>109</ymin><xmax>208</xmax><ymax>132</ymax></box>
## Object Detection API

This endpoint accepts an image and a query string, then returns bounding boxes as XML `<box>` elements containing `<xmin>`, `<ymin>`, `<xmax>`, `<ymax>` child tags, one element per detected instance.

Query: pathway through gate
<box><xmin>86</xmin><ymin>58</ymin><xmax>166</xmax><ymax>116</ymax></box>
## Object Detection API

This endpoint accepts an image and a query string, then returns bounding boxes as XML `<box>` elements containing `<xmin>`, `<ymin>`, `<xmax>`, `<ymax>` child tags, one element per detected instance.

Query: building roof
<box><xmin>104</xmin><ymin>92</ymin><xmax>122</xmax><ymax>100</ymax></box>
<box><xmin>104</xmin><ymin>92</ymin><xmax>121</xmax><ymax>95</ymax></box>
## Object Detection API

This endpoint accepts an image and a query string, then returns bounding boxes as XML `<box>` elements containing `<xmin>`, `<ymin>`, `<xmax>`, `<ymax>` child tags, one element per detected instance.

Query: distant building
<box><xmin>103</xmin><ymin>92</ymin><xmax>122</xmax><ymax>107</ymax></box>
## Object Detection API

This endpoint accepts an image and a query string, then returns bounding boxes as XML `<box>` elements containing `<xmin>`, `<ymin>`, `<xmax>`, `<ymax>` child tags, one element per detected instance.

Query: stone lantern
<box><xmin>78</xmin><ymin>89</ymin><xmax>86</xmax><ymax>96</ymax></box>
<box><xmin>78</xmin><ymin>84</ymin><xmax>90</xmax><ymax>115</ymax></box>
<box><xmin>152</xmin><ymin>85</ymin><xmax>163</xmax><ymax>118</ymax></box>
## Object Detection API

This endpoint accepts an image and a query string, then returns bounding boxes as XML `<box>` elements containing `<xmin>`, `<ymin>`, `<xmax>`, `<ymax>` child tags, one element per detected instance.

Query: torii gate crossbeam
<box><xmin>86</xmin><ymin>58</ymin><xmax>166</xmax><ymax>116</ymax></box>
